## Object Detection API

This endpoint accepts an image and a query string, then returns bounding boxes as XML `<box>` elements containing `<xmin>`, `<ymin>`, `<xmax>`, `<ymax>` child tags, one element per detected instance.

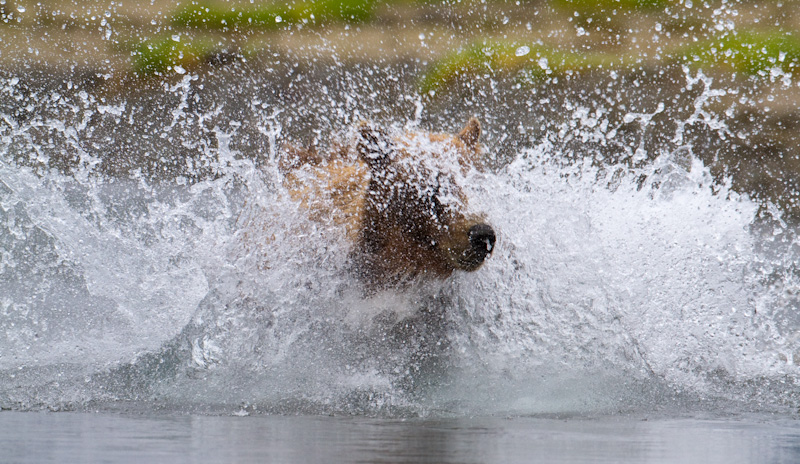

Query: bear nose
<box><xmin>468</xmin><ymin>224</ymin><xmax>496</xmax><ymax>260</ymax></box>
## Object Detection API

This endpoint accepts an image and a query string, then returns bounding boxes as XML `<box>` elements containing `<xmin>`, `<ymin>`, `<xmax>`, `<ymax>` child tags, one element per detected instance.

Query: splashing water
<box><xmin>1</xmin><ymin>61</ymin><xmax>799</xmax><ymax>417</ymax></box>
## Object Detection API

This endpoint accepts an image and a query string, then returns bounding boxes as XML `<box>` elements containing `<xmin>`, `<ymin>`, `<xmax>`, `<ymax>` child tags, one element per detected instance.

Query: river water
<box><xmin>2</xmin><ymin>37</ymin><xmax>800</xmax><ymax>461</ymax></box>
<box><xmin>3</xmin><ymin>411</ymin><xmax>800</xmax><ymax>464</ymax></box>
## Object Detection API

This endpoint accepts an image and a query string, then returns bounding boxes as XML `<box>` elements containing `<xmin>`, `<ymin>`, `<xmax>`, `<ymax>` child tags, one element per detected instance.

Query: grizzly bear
<box><xmin>274</xmin><ymin>117</ymin><xmax>496</xmax><ymax>292</ymax></box>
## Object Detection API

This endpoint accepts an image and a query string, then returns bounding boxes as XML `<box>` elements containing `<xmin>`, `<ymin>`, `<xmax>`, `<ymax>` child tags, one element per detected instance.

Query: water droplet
<box><xmin>537</xmin><ymin>57</ymin><xmax>548</xmax><ymax>70</ymax></box>
<box><xmin>515</xmin><ymin>46</ymin><xmax>530</xmax><ymax>57</ymax></box>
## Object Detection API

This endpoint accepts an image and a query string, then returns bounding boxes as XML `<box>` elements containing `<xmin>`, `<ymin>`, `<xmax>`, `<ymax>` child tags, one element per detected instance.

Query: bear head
<box><xmin>352</xmin><ymin>118</ymin><xmax>496</xmax><ymax>289</ymax></box>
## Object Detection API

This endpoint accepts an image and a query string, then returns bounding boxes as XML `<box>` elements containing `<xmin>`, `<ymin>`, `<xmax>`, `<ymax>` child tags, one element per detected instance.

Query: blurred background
<box><xmin>2</xmin><ymin>0</ymin><xmax>800</xmax><ymax>215</ymax></box>
<box><xmin>2</xmin><ymin>0</ymin><xmax>798</xmax><ymax>79</ymax></box>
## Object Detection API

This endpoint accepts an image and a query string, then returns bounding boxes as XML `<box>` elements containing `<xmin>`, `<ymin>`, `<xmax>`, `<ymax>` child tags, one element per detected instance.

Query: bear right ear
<box><xmin>356</xmin><ymin>121</ymin><xmax>394</xmax><ymax>170</ymax></box>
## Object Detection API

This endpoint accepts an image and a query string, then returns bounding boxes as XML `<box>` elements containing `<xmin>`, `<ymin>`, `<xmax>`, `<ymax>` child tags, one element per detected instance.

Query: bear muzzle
<box><xmin>455</xmin><ymin>223</ymin><xmax>496</xmax><ymax>271</ymax></box>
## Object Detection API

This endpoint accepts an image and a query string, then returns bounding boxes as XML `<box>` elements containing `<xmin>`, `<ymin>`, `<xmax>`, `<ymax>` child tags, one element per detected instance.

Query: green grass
<box><xmin>131</xmin><ymin>0</ymin><xmax>379</xmax><ymax>75</ymax></box>
<box><xmin>172</xmin><ymin>0</ymin><xmax>377</xmax><ymax>30</ymax></box>
<box><xmin>421</xmin><ymin>30</ymin><xmax>800</xmax><ymax>94</ymax></box>
<box><xmin>677</xmin><ymin>30</ymin><xmax>800</xmax><ymax>76</ymax></box>
<box><xmin>419</xmin><ymin>40</ymin><xmax>624</xmax><ymax>95</ymax></box>
<box><xmin>132</xmin><ymin>35</ymin><xmax>222</xmax><ymax>76</ymax></box>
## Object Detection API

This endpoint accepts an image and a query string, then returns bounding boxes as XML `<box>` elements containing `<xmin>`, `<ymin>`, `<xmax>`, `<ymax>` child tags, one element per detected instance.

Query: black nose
<box><xmin>468</xmin><ymin>224</ymin><xmax>496</xmax><ymax>259</ymax></box>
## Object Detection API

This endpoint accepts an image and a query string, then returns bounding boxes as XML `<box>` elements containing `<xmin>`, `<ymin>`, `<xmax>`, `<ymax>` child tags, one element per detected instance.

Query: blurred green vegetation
<box><xmin>128</xmin><ymin>0</ymin><xmax>376</xmax><ymax>75</ymax></box>
<box><xmin>678</xmin><ymin>30</ymin><xmax>800</xmax><ymax>76</ymax></box>
<box><xmin>132</xmin><ymin>35</ymin><xmax>222</xmax><ymax>76</ymax></box>
<box><xmin>5</xmin><ymin>0</ymin><xmax>799</xmax><ymax>87</ymax></box>
<box><xmin>124</xmin><ymin>1</ymin><xmax>800</xmax><ymax>90</ymax></box>
<box><xmin>419</xmin><ymin>40</ymin><xmax>624</xmax><ymax>95</ymax></box>
<box><xmin>172</xmin><ymin>0</ymin><xmax>377</xmax><ymax>29</ymax></box>
<box><xmin>419</xmin><ymin>29</ymin><xmax>800</xmax><ymax>95</ymax></box>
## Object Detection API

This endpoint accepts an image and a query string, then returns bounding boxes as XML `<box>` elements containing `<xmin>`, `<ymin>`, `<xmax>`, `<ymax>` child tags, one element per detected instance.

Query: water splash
<box><xmin>1</xmin><ymin>62</ymin><xmax>799</xmax><ymax>417</ymax></box>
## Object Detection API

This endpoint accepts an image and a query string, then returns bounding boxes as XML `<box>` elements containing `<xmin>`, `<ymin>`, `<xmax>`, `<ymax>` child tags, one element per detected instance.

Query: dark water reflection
<box><xmin>2</xmin><ymin>411</ymin><xmax>800</xmax><ymax>464</ymax></box>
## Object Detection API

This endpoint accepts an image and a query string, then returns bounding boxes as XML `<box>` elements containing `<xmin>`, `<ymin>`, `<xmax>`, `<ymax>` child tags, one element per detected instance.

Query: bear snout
<box><xmin>465</xmin><ymin>223</ymin><xmax>496</xmax><ymax>267</ymax></box>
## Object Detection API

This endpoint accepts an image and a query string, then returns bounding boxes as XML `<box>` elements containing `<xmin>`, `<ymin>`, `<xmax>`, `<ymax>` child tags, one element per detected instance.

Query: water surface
<box><xmin>3</xmin><ymin>411</ymin><xmax>800</xmax><ymax>464</ymax></box>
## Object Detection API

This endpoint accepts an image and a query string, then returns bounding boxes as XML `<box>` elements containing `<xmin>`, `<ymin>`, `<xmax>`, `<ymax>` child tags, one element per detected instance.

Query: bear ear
<box><xmin>458</xmin><ymin>117</ymin><xmax>481</xmax><ymax>149</ymax></box>
<box><xmin>356</xmin><ymin>121</ymin><xmax>394</xmax><ymax>170</ymax></box>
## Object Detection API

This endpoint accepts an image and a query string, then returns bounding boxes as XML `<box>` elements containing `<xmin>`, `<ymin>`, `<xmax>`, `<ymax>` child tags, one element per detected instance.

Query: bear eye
<box><xmin>429</xmin><ymin>180</ymin><xmax>446</xmax><ymax>219</ymax></box>
<box><xmin>431</xmin><ymin>188</ymin><xmax>443</xmax><ymax>212</ymax></box>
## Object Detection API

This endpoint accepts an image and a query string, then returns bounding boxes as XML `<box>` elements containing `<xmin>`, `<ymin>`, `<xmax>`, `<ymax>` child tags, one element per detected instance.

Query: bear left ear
<box><xmin>356</xmin><ymin>121</ymin><xmax>394</xmax><ymax>170</ymax></box>
<box><xmin>458</xmin><ymin>117</ymin><xmax>481</xmax><ymax>149</ymax></box>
